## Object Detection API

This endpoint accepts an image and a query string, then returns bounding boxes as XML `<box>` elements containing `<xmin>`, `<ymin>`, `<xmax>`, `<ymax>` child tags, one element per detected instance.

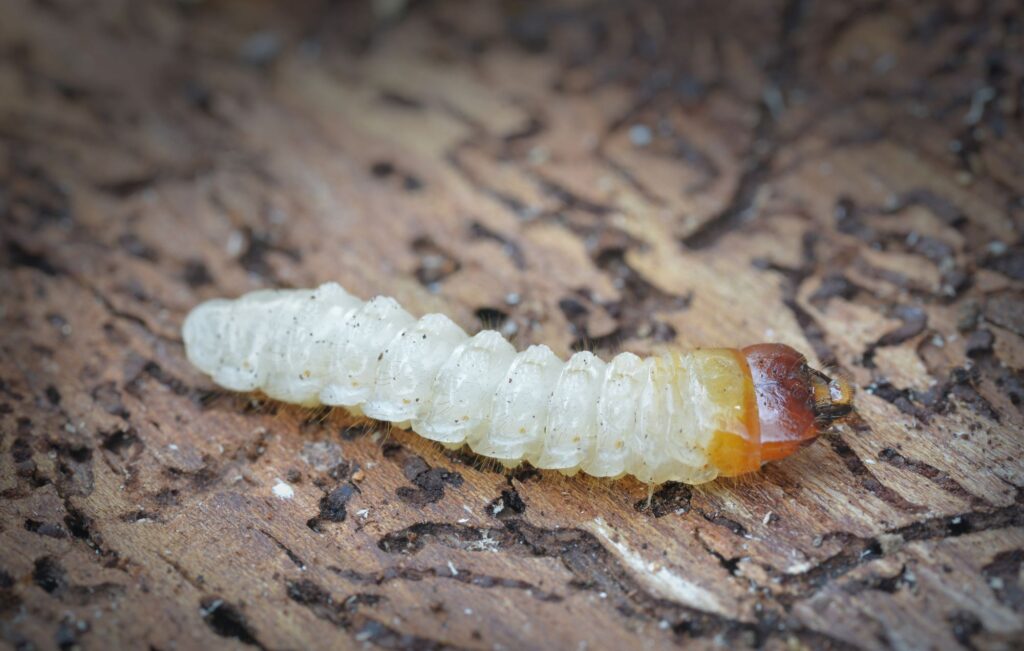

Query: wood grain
<box><xmin>1</xmin><ymin>1</ymin><xmax>1022</xmax><ymax>649</ymax></box>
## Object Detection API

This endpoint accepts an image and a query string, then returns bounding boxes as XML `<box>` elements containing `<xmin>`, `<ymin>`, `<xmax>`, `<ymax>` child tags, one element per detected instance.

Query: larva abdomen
<box><xmin>269</xmin><ymin>286</ymin><xmax>362</xmax><ymax>404</ymax></box>
<box><xmin>318</xmin><ymin>296</ymin><xmax>416</xmax><ymax>408</ymax></box>
<box><xmin>183</xmin><ymin>282</ymin><xmax>855</xmax><ymax>485</ymax></box>
<box><xmin>414</xmin><ymin>330</ymin><xmax>516</xmax><ymax>445</ymax></box>
<box><xmin>362</xmin><ymin>313</ymin><xmax>468</xmax><ymax>423</ymax></box>
<box><xmin>477</xmin><ymin>344</ymin><xmax>563</xmax><ymax>463</ymax></box>
<box><xmin>534</xmin><ymin>351</ymin><xmax>604</xmax><ymax>470</ymax></box>
<box><xmin>585</xmin><ymin>353</ymin><xmax>644</xmax><ymax>478</ymax></box>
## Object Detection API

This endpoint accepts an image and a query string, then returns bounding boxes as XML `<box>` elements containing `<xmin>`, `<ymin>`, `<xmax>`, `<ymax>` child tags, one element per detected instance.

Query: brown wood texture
<box><xmin>2</xmin><ymin>1</ymin><xmax>1023</xmax><ymax>649</ymax></box>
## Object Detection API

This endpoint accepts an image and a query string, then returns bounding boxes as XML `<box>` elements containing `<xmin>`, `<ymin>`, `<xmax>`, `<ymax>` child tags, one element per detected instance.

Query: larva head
<box><xmin>742</xmin><ymin>344</ymin><xmax>853</xmax><ymax>464</ymax></box>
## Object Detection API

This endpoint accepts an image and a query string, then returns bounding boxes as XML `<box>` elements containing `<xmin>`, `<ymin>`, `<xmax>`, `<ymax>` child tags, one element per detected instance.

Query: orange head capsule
<box><xmin>708</xmin><ymin>344</ymin><xmax>854</xmax><ymax>477</ymax></box>
<box><xmin>743</xmin><ymin>343</ymin><xmax>853</xmax><ymax>464</ymax></box>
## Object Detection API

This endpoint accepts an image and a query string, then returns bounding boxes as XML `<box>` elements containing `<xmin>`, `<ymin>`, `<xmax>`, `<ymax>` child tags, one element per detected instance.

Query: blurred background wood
<box><xmin>2</xmin><ymin>1</ymin><xmax>1023</xmax><ymax>649</ymax></box>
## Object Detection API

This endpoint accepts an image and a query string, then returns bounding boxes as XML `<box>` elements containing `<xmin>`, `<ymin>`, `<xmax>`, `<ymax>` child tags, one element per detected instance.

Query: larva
<box><xmin>183</xmin><ymin>282</ymin><xmax>853</xmax><ymax>485</ymax></box>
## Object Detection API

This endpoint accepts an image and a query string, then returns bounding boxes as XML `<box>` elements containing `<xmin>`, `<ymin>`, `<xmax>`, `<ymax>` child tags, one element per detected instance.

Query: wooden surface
<box><xmin>2</xmin><ymin>1</ymin><xmax>1023</xmax><ymax>649</ymax></box>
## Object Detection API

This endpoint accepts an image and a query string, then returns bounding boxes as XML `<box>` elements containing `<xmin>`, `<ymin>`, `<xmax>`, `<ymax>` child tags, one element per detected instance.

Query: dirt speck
<box><xmin>33</xmin><ymin>556</ymin><xmax>67</xmax><ymax>595</ymax></box>
<box><xmin>395</xmin><ymin>454</ymin><xmax>463</xmax><ymax>506</ymax></box>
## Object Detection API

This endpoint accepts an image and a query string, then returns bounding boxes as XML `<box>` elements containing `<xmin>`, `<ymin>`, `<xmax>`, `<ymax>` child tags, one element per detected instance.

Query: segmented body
<box><xmin>183</xmin><ymin>282</ymin><xmax>763</xmax><ymax>484</ymax></box>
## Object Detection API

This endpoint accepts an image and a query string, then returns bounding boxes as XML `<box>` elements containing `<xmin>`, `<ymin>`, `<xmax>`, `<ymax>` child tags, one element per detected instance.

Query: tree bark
<box><xmin>1</xmin><ymin>1</ymin><xmax>1022</xmax><ymax>649</ymax></box>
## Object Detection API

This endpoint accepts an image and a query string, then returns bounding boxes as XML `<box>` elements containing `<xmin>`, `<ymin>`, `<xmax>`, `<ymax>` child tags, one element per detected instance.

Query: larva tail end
<box><xmin>181</xmin><ymin>299</ymin><xmax>228</xmax><ymax>375</ymax></box>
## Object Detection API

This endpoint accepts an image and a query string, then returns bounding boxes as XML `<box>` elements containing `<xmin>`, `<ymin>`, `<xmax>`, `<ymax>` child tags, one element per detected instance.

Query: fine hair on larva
<box><xmin>183</xmin><ymin>282</ymin><xmax>854</xmax><ymax>485</ymax></box>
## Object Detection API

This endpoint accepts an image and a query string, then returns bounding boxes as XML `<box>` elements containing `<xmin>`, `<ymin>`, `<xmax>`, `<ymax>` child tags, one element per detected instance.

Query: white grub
<box><xmin>181</xmin><ymin>282</ymin><xmax>749</xmax><ymax>485</ymax></box>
